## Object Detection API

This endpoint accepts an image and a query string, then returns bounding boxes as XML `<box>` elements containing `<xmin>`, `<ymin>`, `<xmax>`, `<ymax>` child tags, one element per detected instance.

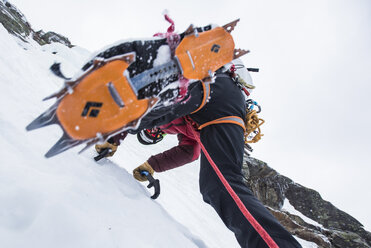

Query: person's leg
<box><xmin>199</xmin><ymin>124</ymin><xmax>301</xmax><ymax>248</ymax></box>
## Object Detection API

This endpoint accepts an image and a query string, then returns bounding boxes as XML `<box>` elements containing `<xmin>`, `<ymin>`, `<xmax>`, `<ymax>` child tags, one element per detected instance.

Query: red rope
<box><xmin>164</xmin><ymin>14</ymin><xmax>175</xmax><ymax>33</ymax></box>
<box><xmin>153</xmin><ymin>13</ymin><xmax>180</xmax><ymax>54</ymax></box>
<box><xmin>186</xmin><ymin>118</ymin><xmax>279</xmax><ymax>248</ymax></box>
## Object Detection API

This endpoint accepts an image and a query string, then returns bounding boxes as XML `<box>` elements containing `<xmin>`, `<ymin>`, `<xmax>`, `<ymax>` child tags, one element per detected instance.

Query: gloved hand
<box><xmin>133</xmin><ymin>161</ymin><xmax>154</xmax><ymax>182</ymax></box>
<box><xmin>95</xmin><ymin>141</ymin><xmax>118</xmax><ymax>157</ymax></box>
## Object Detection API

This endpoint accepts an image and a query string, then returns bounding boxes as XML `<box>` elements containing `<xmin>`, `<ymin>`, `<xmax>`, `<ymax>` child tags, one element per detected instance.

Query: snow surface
<box><xmin>0</xmin><ymin>24</ymin><xmax>233</xmax><ymax>248</ymax></box>
<box><xmin>0</xmin><ymin>24</ymin><xmax>314</xmax><ymax>247</ymax></box>
<box><xmin>282</xmin><ymin>199</ymin><xmax>324</xmax><ymax>229</ymax></box>
<box><xmin>8</xmin><ymin>0</ymin><xmax>371</xmax><ymax>231</ymax></box>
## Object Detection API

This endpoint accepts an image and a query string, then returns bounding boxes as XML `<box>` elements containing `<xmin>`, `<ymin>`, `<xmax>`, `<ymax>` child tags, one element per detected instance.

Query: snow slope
<box><xmin>0</xmin><ymin>25</ymin><xmax>315</xmax><ymax>247</ymax></box>
<box><xmin>0</xmin><ymin>25</ymin><xmax>206</xmax><ymax>248</ymax></box>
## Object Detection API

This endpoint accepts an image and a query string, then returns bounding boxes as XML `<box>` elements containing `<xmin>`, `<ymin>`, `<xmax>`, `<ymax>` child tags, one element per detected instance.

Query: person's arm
<box><xmin>147</xmin><ymin>133</ymin><xmax>201</xmax><ymax>172</ymax></box>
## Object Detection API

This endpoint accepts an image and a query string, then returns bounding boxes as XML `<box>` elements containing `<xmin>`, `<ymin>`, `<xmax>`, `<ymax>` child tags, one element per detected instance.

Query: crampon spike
<box><xmin>45</xmin><ymin>132</ymin><xmax>83</xmax><ymax>158</ymax></box>
<box><xmin>44</xmin><ymin>53</ymin><xmax>136</xmax><ymax>102</ymax></box>
<box><xmin>26</xmin><ymin>102</ymin><xmax>59</xmax><ymax>131</ymax></box>
<box><xmin>42</xmin><ymin>82</ymin><xmax>74</xmax><ymax>101</ymax></box>
<box><xmin>223</xmin><ymin>19</ymin><xmax>240</xmax><ymax>33</ymax></box>
<box><xmin>234</xmin><ymin>49</ymin><xmax>250</xmax><ymax>59</ymax></box>
<box><xmin>184</xmin><ymin>24</ymin><xmax>195</xmax><ymax>36</ymax></box>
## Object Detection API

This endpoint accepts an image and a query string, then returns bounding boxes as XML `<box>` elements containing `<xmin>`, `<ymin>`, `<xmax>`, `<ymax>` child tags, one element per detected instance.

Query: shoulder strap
<box><xmin>191</xmin><ymin>80</ymin><xmax>211</xmax><ymax>114</ymax></box>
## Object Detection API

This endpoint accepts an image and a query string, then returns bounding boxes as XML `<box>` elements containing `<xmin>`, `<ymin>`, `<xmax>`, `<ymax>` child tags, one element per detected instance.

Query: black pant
<box><xmin>143</xmin><ymin>75</ymin><xmax>302</xmax><ymax>247</ymax></box>
<box><xmin>199</xmin><ymin>123</ymin><xmax>301</xmax><ymax>247</ymax></box>
<box><xmin>190</xmin><ymin>76</ymin><xmax>301</xmax><ymax>247</ymax></box>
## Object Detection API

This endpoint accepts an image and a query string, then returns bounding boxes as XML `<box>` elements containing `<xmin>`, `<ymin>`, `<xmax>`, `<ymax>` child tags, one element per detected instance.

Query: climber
<box><xmin>95</xmin><ymin>59</ymin><xmax>302</xmax><ymax>247</ymax></box>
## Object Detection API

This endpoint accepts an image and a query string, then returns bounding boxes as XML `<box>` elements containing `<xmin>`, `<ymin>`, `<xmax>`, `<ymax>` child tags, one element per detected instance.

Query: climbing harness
<box><xmin>198</xmin><ymin>116</ymin><xmax>245</xmax><ymax>131</ymax></box>
<box><xmin>193</xmin><ymin>67</ymin><xmax>265</xmax><ymax>144</ymax></box>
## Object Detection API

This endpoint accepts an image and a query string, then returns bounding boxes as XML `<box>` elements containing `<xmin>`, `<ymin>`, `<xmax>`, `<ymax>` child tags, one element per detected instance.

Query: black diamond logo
<box><xmin>211</xmin><ymin>44</ymin><xmax>221</xmax><ymax>53</ymax></box>
<box><xmin>81</xmin><ymin>102</ymin><xmax>103</xmax><ymax>117</ymax></box>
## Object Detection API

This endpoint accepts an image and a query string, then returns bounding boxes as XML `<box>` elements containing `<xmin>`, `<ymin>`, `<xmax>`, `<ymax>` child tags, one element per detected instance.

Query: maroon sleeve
<box><xmin>147</xmin><ymin>133</ymin><xmax>201</xmax><ymax>172</ymax></box>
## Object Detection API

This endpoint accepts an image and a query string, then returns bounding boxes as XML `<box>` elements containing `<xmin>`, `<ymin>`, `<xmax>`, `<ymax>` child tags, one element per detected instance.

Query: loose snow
<box><xmin>153</xmin><ymin>45</ymin><xmax>171</xmax><ymax>67</ymax></box>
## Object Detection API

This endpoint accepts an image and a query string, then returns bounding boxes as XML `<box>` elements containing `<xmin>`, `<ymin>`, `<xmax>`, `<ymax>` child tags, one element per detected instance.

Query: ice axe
<box><xmin>140</xmin><ymin>170</ymin><xmax>161</xmax><ymax>199</ymax></box>
<box><xmin>94</xmin><ymin>148</ymin><xmax>111</xmax><ymax>161</ymax></box>
<box><xmin>94</xmin><ymin>150</ymin><xmax>160</xmax><ymax>199</ymax></box>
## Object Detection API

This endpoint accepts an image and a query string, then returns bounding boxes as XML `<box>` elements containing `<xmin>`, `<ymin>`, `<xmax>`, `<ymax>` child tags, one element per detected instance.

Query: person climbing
<box><xmin>95</xmin><ymin>60</ymin><xmax>302</xmax><ymax>248</ymax></box>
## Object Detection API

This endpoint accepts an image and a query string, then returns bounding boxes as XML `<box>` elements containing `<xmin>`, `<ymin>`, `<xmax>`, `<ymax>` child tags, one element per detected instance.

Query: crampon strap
<box><xmin>185</xmin><ymin>117</ymin><xmax>278</xmax><ymax>248</ymax></box>
<box><xmin>154</xmin><ymin>13</ymin><xmax>189</xmax><ymax>101</ymax></box>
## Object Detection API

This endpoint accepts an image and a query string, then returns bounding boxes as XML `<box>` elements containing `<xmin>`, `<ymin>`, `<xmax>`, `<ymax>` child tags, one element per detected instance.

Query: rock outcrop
<box><xmin>243</xmin><ymin>155</ymin><xmax>371</xmax><ymax>247</ymax></box>
<box><xmin>0</xmin><ymin>0</ymin><xmax>73</xmax><ymax>47</ymax></box>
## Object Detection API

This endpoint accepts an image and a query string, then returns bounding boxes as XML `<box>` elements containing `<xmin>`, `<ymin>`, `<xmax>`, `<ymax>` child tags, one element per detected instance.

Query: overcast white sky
<box><xmin>9</xmin><ymin>0</ymin><xmax>371</xmax><ymax>230</ymax></box>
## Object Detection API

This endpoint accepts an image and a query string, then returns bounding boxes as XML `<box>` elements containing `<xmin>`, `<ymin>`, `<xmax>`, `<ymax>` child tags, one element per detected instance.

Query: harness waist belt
<box><xmin>198</xmin><ymin>116</ymin><xmax>245</xmax><ymax>131</ymax></box>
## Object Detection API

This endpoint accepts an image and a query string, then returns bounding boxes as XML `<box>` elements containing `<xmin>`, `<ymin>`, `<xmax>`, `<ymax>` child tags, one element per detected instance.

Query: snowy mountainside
<box><xmin>0</xmin><ymin>14</ymin><xmax>320</xmax><ymax>248</ymax></box>
<box><xmin>0</xmin><ymin>25</ymin><xmax>209</xmax><ymax>248</ymax></box>
<box><xmin>0</xmin><ymin>2</ymin><xmax>330</xmax><ymax>247</ymax></box>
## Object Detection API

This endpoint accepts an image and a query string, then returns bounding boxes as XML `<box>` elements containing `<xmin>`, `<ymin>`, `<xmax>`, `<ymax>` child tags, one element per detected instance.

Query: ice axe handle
<box><xmin>140</xmin><ymin>171</ymin><xmax>161</xmax><ymax>199</ymax></box>
<box><xmin>94</xmin><ymin>148</ymin><xmax>111</xmax><ymax>161</ymax></box>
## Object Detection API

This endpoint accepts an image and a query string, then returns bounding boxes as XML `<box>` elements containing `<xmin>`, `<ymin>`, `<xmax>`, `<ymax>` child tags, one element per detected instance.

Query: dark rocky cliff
<box><xmin>243</xmin><ymin>155</ymin><xmax>371</xmax><ymax>247</ymax></box>
<box><xmin>0</xmin><ymin>0</ymin><xmax>72</xmax><ymax>47</ymax></box>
